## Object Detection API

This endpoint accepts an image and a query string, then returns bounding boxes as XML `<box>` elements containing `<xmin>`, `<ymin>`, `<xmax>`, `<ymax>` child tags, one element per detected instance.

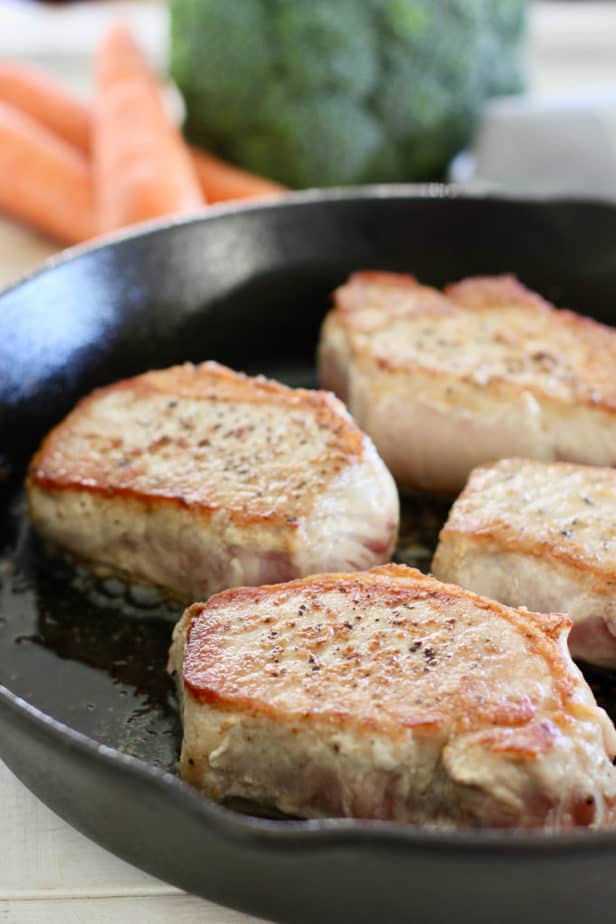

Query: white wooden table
<box><xmin>0</xmin><ymin>758</ymin><xmax>268</xmax><ymax>923</ymax></box>
<box><xmin>1</xmin><ymin>2</ymin><xmax>615</xmax><ymax>921</ymax></box>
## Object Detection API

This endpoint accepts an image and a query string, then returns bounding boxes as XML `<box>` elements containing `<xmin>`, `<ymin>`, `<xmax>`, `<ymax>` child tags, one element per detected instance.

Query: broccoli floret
<box><xmin>273</xmin><ymin>1</ymin><xmax>379</xmax><ymax>100</ymax></box>
<box><xmin>171</xmin><ymin>0</ymin><xmax>274</xmax><ymax>141</ymax></box>
<box><xmin>170</xmin><ymin>0</ymin><xmax>526</xmax><ymax>187</ymax></box>
<box><xmin>234</xmin><ymin>96</ymin><xmax>384</xmax><ymax>189</ymax></box>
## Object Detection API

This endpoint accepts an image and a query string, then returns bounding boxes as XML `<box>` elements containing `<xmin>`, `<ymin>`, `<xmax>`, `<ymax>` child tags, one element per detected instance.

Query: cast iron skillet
<box><xmin>2</xmin><ymin>188</ymin><xmax>616</xmax><ymax>924</ymax></box>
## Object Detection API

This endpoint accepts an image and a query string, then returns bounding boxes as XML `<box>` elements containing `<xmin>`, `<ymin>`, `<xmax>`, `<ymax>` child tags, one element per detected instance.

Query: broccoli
<box><xmin>170</xmin><ymin>0</ymin><xmax>526</xmax><ymax>187</ymax></box>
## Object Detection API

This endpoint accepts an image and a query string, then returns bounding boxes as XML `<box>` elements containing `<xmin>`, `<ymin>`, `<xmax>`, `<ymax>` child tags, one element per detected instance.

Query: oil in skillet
<box><xmin>2</xmin><ymin>489</ymin><xmax>616</xmax><ymax>777</ymax></box>
<box><xmin>0</xmin><ymin>492</ymin><xmax>183</xmax><ymax>770</ymax></box>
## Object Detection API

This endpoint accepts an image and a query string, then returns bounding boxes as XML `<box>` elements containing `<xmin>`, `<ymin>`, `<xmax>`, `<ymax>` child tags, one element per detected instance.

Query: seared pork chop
<box><xmin>28</xmin><ymin>362</ymin><xmax>398</xmax><ymax>601</ymax></box>
<box><xmin>169</xmin><ymin>564</ymin><xmax>616</xmax><ymax>828</ymax></box>
<box><xmin>318</xmin><ymin>272</ymin><xmax>616</xmax><ymax>494</ymax></box>
<box><xmin>432</xmin><ymin>458</ymin><xmax>616</xmax><ymax>668</ymax></box>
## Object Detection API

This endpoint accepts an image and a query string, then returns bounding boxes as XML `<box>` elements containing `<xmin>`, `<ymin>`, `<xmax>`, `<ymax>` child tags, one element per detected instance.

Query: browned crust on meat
<box><xmin>28</xmin><ymin>361</ymin><xmax>366</xmax><ymax>528</ymax></box>
<box><xmin>439</xmin><ymin>531</ymin><xmax>616</xmax><ymax>587</ymax></box>
<box><xmin>328</xmin><ymin>272</ymin><xmax>616</xmax><ymax>413</ymax></box>
<box><xmin>444</xmin><ymin>274</ymin><xmax>551</xmax><ymax>312</ymax></box>
<box><xmin>333</xmin><ymin>270</ymin><xmax>416</xmax><ymax>310</ymax></box>
<box><xmin>447</xmin><ymin>274</ymin><xmax>616</xmax><ymax>378</ymax></box>
<box><xmin>333</xmin><ymin>270</ymin><xmax>455</xmax><ymax>320</ymax></box>
<box><xmin>181</xmin><ymin>564</ymin><xmax>579</xmax><ymax>744</ymax></box>
<box><xmin>438</xmin><ymin>459</ymin><xmax>616</xmax><ymax>584</ymax></box>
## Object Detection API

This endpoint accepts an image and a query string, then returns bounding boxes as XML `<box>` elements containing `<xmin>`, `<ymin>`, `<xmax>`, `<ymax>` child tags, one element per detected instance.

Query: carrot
<box><xmin>0</xmin><ymin>62</ymin><xmax>91</xmax><ymax>154</ymax></box>
<box><xmin>0</xmin><ymin>101</ymin><xmax>95</xmax><ymax>244</ymax></box>
<box><xmin>190</xmin><ymin>146</ymin><xmax>286</xmax><ymax>203</ymax></box>
<box><xmin>93</xmin><ymin>24</ymin><xmax>204</xmax><ymax>233</ymax></box>
<box><xmin>0</xmin><ymin>55</ymin><xmax>283</xmax><ymax>210</ymax></box>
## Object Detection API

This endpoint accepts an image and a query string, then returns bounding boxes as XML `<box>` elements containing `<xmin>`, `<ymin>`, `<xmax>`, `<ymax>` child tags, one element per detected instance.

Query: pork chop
<box><xmin>432</xmin><ymin>458</ymin><xmax>616</xmax><ymax>668</ymax></box>
<box><xmin>169</xmin><ymin>563</ymin><xmax>616</xmax><ymax>828</ymax></box>
<box><xmin>318</xmin><ymin>272</ymin><xmax>616</xmax><ymax>494</ymax></box>
<box><xmin>27</xmin><ymin>362</ymin><xmax>399</xmax><ymax>601</ymax></box>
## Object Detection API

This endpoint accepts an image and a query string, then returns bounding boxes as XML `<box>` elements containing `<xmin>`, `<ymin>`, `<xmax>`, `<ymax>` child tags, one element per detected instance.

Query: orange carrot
<box><xmin>0</xmin><ymin>56</ymin><xmax>283</xmax><ymax>210</ymax></box>
<box><xmin>0</xmin><ymin>101</ymin><xmax>95</xmax><ymax>244</ymax></box>
<box><xmin>0</xmin><ymin>62</ymin><xmax>91</xmax><ymax>154</ymax></box>
<box><xmin>93</xmin><ymin>24</ymin><xmax>204</xmax><ymax>233</ymax></box>
<box><xmin>190</xmin><ymin>146</ymin><xmax>286</xmax><ymax>203</ymax></box>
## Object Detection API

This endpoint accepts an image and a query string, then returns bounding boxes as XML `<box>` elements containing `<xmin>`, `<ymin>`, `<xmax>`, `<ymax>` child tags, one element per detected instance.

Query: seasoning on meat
<box><xmin>432</xmin><ymin>458</ymin><xmax>616</xmax><ymax>668</ymax></box>
<box><xmin>169</xmin><ymin>563</ymin><xmax>616</xmax><ymax>828</ymax></box>
<box><xmin>27</xmin><ymin>362</ymin><xmax>399</xmax><ymax>600</ymax></box>
<box><xmin>319</xmin><ymin>272</ymin><xmax>616</xmax><ymax>493</ymax></box>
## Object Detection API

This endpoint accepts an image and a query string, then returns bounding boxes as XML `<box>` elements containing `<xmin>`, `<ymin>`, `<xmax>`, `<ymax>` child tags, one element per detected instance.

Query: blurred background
<box><xmin>0</xmin><ymin>0</ymin><xmax>615</xmax><ymax>285</ymax></box>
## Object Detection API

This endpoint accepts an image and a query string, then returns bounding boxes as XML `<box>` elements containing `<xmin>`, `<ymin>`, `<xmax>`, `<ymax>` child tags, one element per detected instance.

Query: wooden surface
<box><xmin>1</xmin><ymin>2</ymin><xmax>615</xmax><ymax>922</ymax></box>
<box><xmin>0</xmin><ymin>759</ymin><xmax>265</xmax><ymax>920</ymax></box>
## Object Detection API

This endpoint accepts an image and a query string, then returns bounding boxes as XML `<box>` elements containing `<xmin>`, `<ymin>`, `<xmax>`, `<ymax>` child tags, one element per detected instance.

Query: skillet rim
<box><xmin>4</xmin><ymin>682</ymin><xmax>616</xmax><ymax>854</ymax></box>
<box><xmin>3</xmin><ymin>181</ymin><xmax>615</xmax><ymax>301</ymax></box>
<box><xmin>3</xmin><ymin>184</ymin><xmax>616</xmax><ymax>856</ymax></box>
